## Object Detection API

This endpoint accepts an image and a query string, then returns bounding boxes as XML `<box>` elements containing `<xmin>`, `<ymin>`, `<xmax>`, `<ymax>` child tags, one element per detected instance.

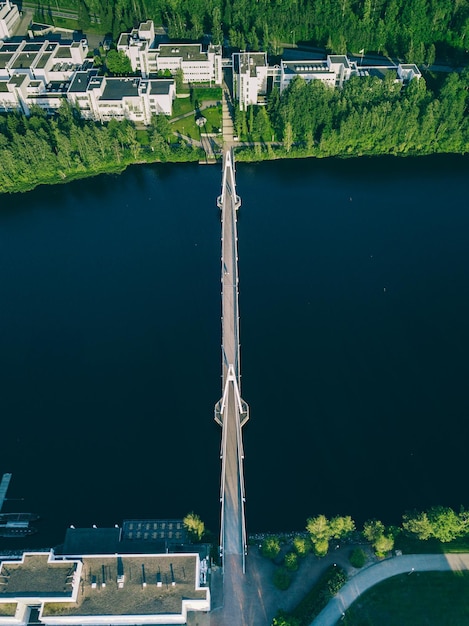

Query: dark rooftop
<box><xmin>68</xmin><ymin>70</ymin><xmax>96</xmax><ymax>92</ymax></box>
<box><xmin>55</xmin><ymin>46</ymin><xmax>72</xmax><ymax>58</ymax></box>
<box><xmin>12</xmin><ymin>52</ymin><xmax>36</xmax><ymax>69</ymax></box>
<box><xmin>148</xmin><ymin>79</ymin><xmax>173</xmax><ymax>95</ymax></box>
<box><xmin>101</xmin><ymin>77</ymin><xmax>140</xmax><ymax>100</ymax></box>
<box><xmin>60</xmin><ymin>528</ymin><xmax>121</xmax><ymax>555</ymax></box>
<box><xmin>35</xmin><ymin>51</ymin><xmax>52</xmax><ymax>69</ymax></box>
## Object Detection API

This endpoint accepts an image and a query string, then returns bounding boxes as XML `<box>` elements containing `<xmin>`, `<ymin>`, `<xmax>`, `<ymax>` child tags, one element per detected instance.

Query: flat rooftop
<box><xmin>35</xmin><ymin>51</ymin><xmax>52</xmax><ymax>69</ymax></box>
<box><xmin>55</xmin><ymin>46</ymin><xmax>72</xmax><ymax>58</ymax></box>
<box><xmin>0</xmin><ymin>554</ymin><xmax>77</xmax><ymax>598</ymax></box>
<box><xmin>148</xmin><ymin>79</ymin><xmax>173</xmax><ymax>95</ymax></box>
<box><xmin>42</xmin><ymin>554</ymin><xmax>206</xmax><ymax>617</ymax></box>
<box><xmin>101</xmin><ymin>77</ymin><xmax>140</xmax><ymax>100</ymax></box>
<box><xmin>158</xmin><ymin>44</ymin><xmax>206</xmax><ymax>61</ymax></box>
<box><xmin>12</xmin><ymin>52</ymin><xmax>36</xmax><ymax>69</ymax></box>
<box><xmin>0</xmin><ymin>52</ymin><xmax>14</xmax><ymax>68</ymax></box>
<box><xmin>283</xmin><ymin>60</ymin><xmax>330</xmax><ymax>74</ymax></box>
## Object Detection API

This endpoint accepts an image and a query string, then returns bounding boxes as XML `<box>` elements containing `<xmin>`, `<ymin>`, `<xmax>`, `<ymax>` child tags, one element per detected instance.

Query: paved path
<box><xmin>311</xmin><ymin>553</ymin><xmax>469</xmax><ymax>626</ymax></box>
<box><xmin>221</xmin><ymin>82</ymin><xmax>235</xmax><ymax>146</ymax></box>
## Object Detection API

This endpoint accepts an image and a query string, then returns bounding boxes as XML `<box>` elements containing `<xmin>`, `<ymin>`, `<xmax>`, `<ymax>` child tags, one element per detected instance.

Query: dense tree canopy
<box><xmin>236</xmin><ymin>67</ymin><xmax>469</xmax><ymax>160</ymax></box>
<box><xmin>0</xmin><ymin>103</ymin><xmax>200</xmax><ymax>194</ymax></box>
<box><xmin>35</xmin><ymin>0</ymin><xmax>469</xmax><ymax>62</ymax></box>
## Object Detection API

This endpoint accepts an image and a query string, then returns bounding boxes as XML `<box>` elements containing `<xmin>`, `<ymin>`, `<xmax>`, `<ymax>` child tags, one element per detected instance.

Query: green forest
<box><xmin>234</xmin><ymin>67</ymin><xmax>469</xmax><ymax>159</ymax></box>
<box><xmin>0</xmin><ymin>103</ymin><xmax>201</xmax><ymax>193</ymax></box>
<box><xmin>36</xmin><ymin>0</ymin><xmax>469</xmax><ymax>63</ymax></box>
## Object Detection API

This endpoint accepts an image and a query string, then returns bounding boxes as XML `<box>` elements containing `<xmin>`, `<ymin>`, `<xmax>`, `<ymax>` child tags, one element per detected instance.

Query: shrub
<box><xmin>349</xmin><ymin>548</ymin><xmax>367</xmax><ymax>568</ymax></box>
<box><xmin>290</xmin><ymin>564</ymin><xmax>348</xmax><ymax>625</ymax></box>
<box><xmin>272</xmin><ymin>611</ymin><xmax>301</xmax><ymax>626</ymax></box>
<box><xmin>273</xmin><ymin>567</ymin><xmax>292</xmax><ymax>590</ymax></box>
<box><xmin>284</xmin><ymin>552</ymin><xmax>299</xmax><ymax>571</ymax></box>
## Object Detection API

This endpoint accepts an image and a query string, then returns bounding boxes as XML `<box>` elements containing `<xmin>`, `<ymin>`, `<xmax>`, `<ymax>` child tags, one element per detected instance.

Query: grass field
<box><xmin>170</xmin><ymin>115</ymin><xmax>200</xmax><ymax>140</ymax></box>
<box><xmin>171</xmin><ymin>98</ymin><xmax>194</xmax><ymax>119</ymax></box>
<box><xmin>344</xmin><ymin>571</ymin><xmax>469</xmax><ymax>625</ymax></box>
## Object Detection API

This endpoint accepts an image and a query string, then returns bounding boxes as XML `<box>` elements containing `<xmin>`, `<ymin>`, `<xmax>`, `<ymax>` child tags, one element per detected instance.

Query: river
<box><xmin>1</xmin><ymin>154</ymin><xmax>469</xmax><ymax>550</ymax></box>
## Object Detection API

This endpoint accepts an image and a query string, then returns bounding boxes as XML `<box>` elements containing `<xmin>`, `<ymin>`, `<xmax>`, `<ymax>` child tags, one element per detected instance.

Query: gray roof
<box><xmin>148</xmin><ymin>79</ymin><xmax>172</xmax><ymax>95</ymax></box>
<box><xmin>101</xmin><ymin>77</ymin><xmax>140</xmax><ymax>100</ymax></box>
<box><xmin>8</xmin><ymin>73</ymin><xmax>27</xmax><ymax>86</ymax></box>
<box><xmin>68</xmin><ymin>70</ymin><xmax>92</xmax><ymax>92</ymax></box>
<box><xmin>158</xmin><ymin>44</ymin><xmax>206</xmax><ymax>61</ymax></box>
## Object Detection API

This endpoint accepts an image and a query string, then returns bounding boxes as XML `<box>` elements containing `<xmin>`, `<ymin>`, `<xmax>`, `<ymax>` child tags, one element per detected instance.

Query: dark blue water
<box><xmin>1</xmin><ymin>154</ymin><xmax>469</xmax><ymax>551</ymax></box>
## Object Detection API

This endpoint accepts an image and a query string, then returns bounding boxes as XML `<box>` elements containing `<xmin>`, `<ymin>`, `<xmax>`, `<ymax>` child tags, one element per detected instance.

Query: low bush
<box><xmin>284</xmin><ymin>552</ymin><xmax>299</xmax><ymax>571</ymax></box>
<box><xmin>273</xmin><ymin>567</ymin><xmax>292</xmax><ymax>590</ymax></box>
<box><xmin>349</xmin><ymin>547</ymin><xmax>367</xmax><ymax>568</ymax></box>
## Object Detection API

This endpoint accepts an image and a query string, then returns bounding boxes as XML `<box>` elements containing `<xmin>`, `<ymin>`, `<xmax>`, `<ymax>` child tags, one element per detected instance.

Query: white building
<box><xmin>232</xmin><ymin>51</ymin><xmax>268</xmax><ymax>109</ymax></box>
<box><xmin>0</xmin><ymin>550</ymin><xmax>210</xmax><ymax>625</ymax></box>
<box><xmin>0</xmin><ymin>0</ymin><xmax>20</xmax><ymax>39</ymax></box>
<box><xmin>234</xmin><ymin>50</ymin><xmax>422</xmax><ymax>109</ymax></box>
<box><xmin>277</xmin><ymin>55</ymin><xmax>354</xmax><ymax>93</ymax></box>
<box><xmin>397</xmin><ymin>63</ymin><xmax>422</xmax><ymax>83</ymax></box>
<box><xmin>0</xmin><ymin>38</ymin><xmax>89</xmax><ymax>81</ymax></box>
<box><xmin>117</xmin><ymin>21</ymin><xmax>222</xmax><ymax>84</ymax></box>
<box><xmin>67</xmin><ymin>70</ymin><xmax>175</xmax><ymax>123</ymax></box>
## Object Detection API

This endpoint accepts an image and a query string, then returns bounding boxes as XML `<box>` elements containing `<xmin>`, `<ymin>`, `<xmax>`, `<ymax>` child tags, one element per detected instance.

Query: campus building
<box><xmin>67</xmin><ymin>71</ymin><xmax>175</xmax><ymax>123</ymax></box>
<box><xmin>118</xmin><ymin>20</ymin><xmax>222</xmax><ymax>84</ymax></box>
<box><xmin>0</xmin><ymin>0</ymin><xmax>19</xmax><ymax>40</ymax></box>
<box><xmin>0</xmin><ymin>550</ymin><xmax>210</xmax><ymax>625</ymax></box>
<box><xmin>233</xmin><ymin>51</ymin><xmax>421</xmax><ymax>110</ymax></box>
<box><xmin>232</xmin><ymin>51</ymin><xmax>269</xmax><ymax>110</ymax></box>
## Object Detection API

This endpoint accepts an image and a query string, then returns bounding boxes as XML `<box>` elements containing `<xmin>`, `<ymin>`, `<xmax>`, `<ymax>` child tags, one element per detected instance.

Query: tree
<box><xmin>106</xmin><ymin>50</ymin><xmax>132</xmax><ymax>75</ymax></box>
<box><xmin>261</xmin><ymin>536</ymin><xmax>281</xmax><ymax>560</ymax></box>
<box><xmin>313</xmin><ymin>539</ymin><xmax>329</xmax><ymax>557</ymax></box>
<box><xmin>374</xmin><ymin>534</ymin><xmax>394</xmax><ymax>557</ymax></box>
<box><xmin>428</xmin><ymin>506</ymin><xmax>462</xmax><ymax>543</ymax></box>
<box><xmin>306</xmin><ymin>515</ymin><xmax>331</xmax><ymax>543</ymax></box>
<box><xmin>174</xmin><ymin>68</ymin><xmax>184</xmax><ymax>93</ymax></box>
<box><xmin>283</xmin><ymin>121</ymin><xmax>293</xmax><ymax>152</ymax></box>
<box><xmin>363</xmin><ymin>519</ymin><xmax>385</xmax><ymax>543</ymax></box>
<box><xmin>183</xmin><ymin>512</ymin><xmax>205</xmax><ymax>541</ymax></box>
<box><xmin>329</xmin><ymin>515</ymin><xmax>355</xmax><ymax>539</ymax></box>
<box><xmin>402</xmin><ymin>510</ymin><xmax>433</xmax><ymax>540</ymax></box>
<box><xmin>292</xmin><ymin>535</ymin><xmax>311</xmax><ymax>557</ymax></box>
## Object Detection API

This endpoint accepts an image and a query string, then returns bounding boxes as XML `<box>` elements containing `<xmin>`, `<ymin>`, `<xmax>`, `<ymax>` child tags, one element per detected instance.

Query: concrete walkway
<box><xmin>311</xmin><ymin>553</ymin><xmax>469</xmax><ymax>626</ymax></box>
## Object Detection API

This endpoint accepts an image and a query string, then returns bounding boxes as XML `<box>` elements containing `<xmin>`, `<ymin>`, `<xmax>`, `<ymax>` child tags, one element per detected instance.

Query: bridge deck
<box><xmin>216</xmin><ymin>149</ymin><xmax>248</xmax><ymax>575</ymax></box>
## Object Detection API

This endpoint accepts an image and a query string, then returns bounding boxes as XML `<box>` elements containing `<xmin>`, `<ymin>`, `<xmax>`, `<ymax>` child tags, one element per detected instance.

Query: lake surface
<box><xmin>1</xmin><ymin>154</ymin><xmax>469</xmax><ymax>550</ymax></box>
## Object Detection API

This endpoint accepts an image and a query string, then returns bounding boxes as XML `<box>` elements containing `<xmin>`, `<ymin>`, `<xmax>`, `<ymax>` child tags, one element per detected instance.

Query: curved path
<box><xmin>311</xmin><ymin>553</ymin><xmax>469</xmax><ymax>626</ymax></box>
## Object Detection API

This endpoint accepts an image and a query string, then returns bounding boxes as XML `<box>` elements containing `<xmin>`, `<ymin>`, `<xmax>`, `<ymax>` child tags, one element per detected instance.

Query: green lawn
<box><xmin>201</xmin><ymin>105</ymin><xmax>222</xmax><ymax>133</ymax></box>
<box><xmin>170</xmin><ymin>115</ymin><xmax>200</xmax><ymax>140</ymax></box>
<box><xmin>344</xmin><ymin>571</ymin><xmax>469</xmax><ymax>626</ymax></box>
<box><xmin>191</xmin><ymin>86</ymin><xmax>222</xmax><ymax>102</ymax></box>
<box><xmin>171</xmin><ymin>98</ymin><xmax>194</xmax><ymax>119</ymax></box>
<box><xmin>396</xmin><ymin>533</ymin><xmax>469</xmax><ymax>555</ymax></box>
